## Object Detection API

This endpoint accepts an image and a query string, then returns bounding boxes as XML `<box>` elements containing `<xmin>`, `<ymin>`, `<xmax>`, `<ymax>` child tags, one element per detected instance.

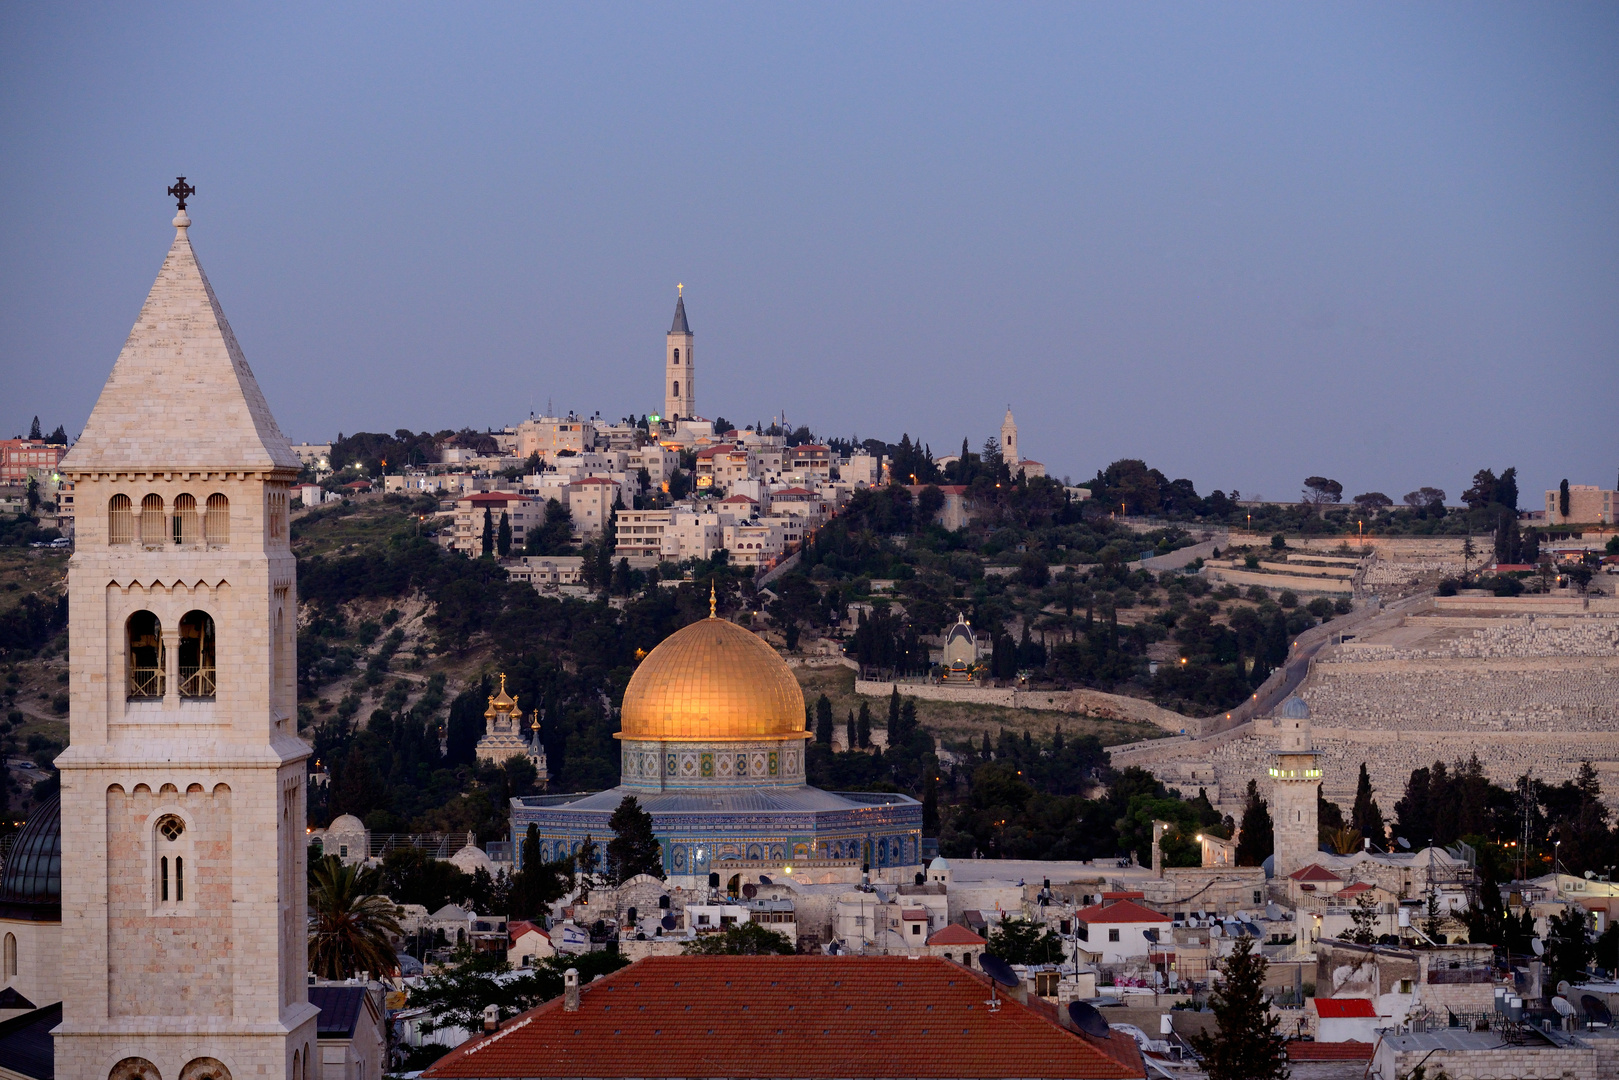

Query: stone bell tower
<box><xmin>1000</xmin><ymin>407</ymin><xmax>1019</xmax><ymax>468</ymax></box>
<box><xmin>664</xmin><ymin>287</ymin><xmax>694</xmax><ymax>421</ymax></box>
<box><xmin>53</xmin><ymin>182</ymin><xmax>316</xmax><ymax>1080</ymax></box>
<box><xmin>1270</xmin><ymin>695</ymin><xmax>1321</xmax><ymax>878</ymax></box>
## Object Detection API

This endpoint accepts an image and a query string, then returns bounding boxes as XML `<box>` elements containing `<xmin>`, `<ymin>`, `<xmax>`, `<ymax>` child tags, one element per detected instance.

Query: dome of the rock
<box><xmin>619</xmin><ymin>616</ymin><xmax>808</xmax><ymax>742</ymax></box>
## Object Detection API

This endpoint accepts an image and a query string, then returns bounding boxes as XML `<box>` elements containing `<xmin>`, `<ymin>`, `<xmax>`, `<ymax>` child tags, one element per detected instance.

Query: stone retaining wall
<box><xmin>852</xmin><ymin>680</ymin><xmax>1193</xmax><ymax>733</ymax></box>
<box><xmin>1206</xmin><ymin>566</ymin><xmax>1355</xmax><ymax>594</ymax></box>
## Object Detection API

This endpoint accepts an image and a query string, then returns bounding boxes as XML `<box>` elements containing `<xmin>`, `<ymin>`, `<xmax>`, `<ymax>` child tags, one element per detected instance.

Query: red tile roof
<box><xmin>1287</xmin><ymin>1040</ymin><xmax>1374</xmax><ymax>1060</ymax></box>
<box><xmin>466</xmin><ymin>491</ymin><xmax>524</xmax><ymax>504</ymax></box>
<box><xmin>1288</xmin><ymin>863</ymin><xmax>1342</xmax><ymax>882</ymax></box>
<box><xmin>1312</xmin><ymin>998</ymin><xmax>1377</xmax><ymax>1019</ymax></box>
<box><xmin>1101</xmin><ymin>892</ymin><xmax>1144</xmax><ymax>902</ymax></box>
<box><xmin>508</xmin><ymin>920</ymin><xmax>549</xmax><ymax>944</ymax></box>
<box><xmin>420</xmin><ymin>955</ymin><xmax>1143</xmax><ymax>1079</ymax></box>
<box><xmin>927</xmin><ymin>924</ymin><xmax>986</xmax><ymax>946</ymax></box>
<box><xmin>1338</xmin><ymin>882</ymin><xmax>1374</xmax><ymax>897</ymax></box>
<box><xmin>1075</xmin><ymin>899</ymin><xmax>1170</xmax><ymax>925</ymax></box>
<box><xmin>900</xmin><ymin>908</ymin><xmax>928</xmax><ymax>920</ymax></box>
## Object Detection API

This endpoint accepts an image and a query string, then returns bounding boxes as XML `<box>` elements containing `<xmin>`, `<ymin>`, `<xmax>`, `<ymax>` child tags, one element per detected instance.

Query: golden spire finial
<box><xmin>709</xmin><ymin>579</ymin><xmax>717</xmax><ymax>618</ymax></box>
<box><xmin>678</xmin><ymin>282</ymin><xmax>684</xmax><ymax>297</ymax></box>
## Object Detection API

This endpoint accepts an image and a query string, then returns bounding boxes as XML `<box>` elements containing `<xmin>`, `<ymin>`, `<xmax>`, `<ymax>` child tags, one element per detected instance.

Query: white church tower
<box><xmin>54</xmin><ymin>182</ymin><xmax>317</xmax><ymax>1080</ymax></box>
<box><xmin>1000</xmin><ymin>407</ymin><xmax>1019</xmax><ymax>468</ymax></box>
<box><xmin>664</xmin><ymin>287</ymin><xmax>694</xmax><ymax>421</ymax></box>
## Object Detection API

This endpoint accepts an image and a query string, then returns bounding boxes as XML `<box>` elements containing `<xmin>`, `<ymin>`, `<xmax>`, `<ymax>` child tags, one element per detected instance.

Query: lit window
<box><xmin>127</xmin><ymin>612</ymin><xmax>164</xmax><ymax>699</ymax></box>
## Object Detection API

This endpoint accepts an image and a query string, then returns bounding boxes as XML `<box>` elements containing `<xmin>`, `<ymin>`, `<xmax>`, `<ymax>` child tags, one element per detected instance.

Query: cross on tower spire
<box><xmin>167</xmin><ymin>176</ymin><xmax>195</xmax><ymax>211</ymax></box>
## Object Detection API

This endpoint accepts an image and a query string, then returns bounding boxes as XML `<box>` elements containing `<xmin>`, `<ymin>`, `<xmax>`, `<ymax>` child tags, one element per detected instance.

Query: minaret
<box><xmin>1000</xmin><ymin>407</ymin><xmax>1019</xmax><ymax>468</ymax></box>
<box><xmin>1269</xmin><ymin>695</ymin><xmax>1322</xmax><ymax>878</ymax></box>
<box><xmin>54</xmin><ymin>182</ymin><xmax>317</xmax><ymax>1078</ymax></box>
<box><xmin>665</xmin><ymin>286</ymin><xmax>694</xmax><ymax>421</ymax></box>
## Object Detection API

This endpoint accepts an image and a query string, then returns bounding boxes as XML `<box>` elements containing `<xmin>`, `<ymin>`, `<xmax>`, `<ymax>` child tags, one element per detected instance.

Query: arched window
<box><xmin>172</xmin><ymin>493</ymin><xmax>199</xmax><ymax>544</ymax></box>
<box><xmin>205</xmin><ymin>493</ymin><xmax>229</xmax><ymax>545</ymax></box>
<box><xmin>109</xmin><ymin>495</ymin><xmax>133</xmax><ymax>545</ymax></box>
<box><xmin>267</xmin><ymin>489</ymin><xmax>287</xmax><ymax>541</ymax></box>
<box><xmin>3</xmin><ymin>931</ymin><xmax>15</xmax><ymax>977</ymax></box>
<box><xmin>139</xmin><ymin>494</ymin><xmax>165</xmax><ymax>545</ymax></box>
<box><xmin>178</xmin><ymin>611</ymin><xmax>216</xmax><ymax>698</ymax></box>
<box><xmin>673</xmin><ymin>381</ymin><xmax>680</xmax><ymax>398</ymax></box>
<box><xmin>127</xmin><ymin>612</ymin><xmax>164</xmax><ymax>699</ymax></box>
<box><xmin>673</xmin><ymin>348</ymin><xmax>680</xmax><ymax>364</ymax></box>
<box><xmin>156</xmin><ymin>815</ymin><xmax>185</xmax><ymax>907</ymax></box>
<box><xmin>273</xmin><ymin>606</ymin><xmax>286</xmax><ymax>696</ymax></box>
<box><xmin>109</xmin><ymin>1058</ymin><xmax>162</xmax><ymax>1080</ymax></box>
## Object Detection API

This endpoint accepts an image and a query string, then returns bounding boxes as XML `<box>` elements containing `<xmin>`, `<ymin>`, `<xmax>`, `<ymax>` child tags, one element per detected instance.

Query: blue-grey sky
<box><xmin>3</xmin><ymin>4</ymin><xmax>1615</xmax><ymax>503</ymax></box>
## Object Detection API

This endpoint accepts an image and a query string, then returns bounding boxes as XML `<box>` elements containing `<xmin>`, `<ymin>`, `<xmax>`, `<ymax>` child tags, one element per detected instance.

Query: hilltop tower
<box><xmin>665</xmin><ymin>288</ymin><xmax>694</xmax><ymax>421</ymax></box>
<box><xmin>1270</xmin><ymin>695</ymin><xmax>1322</xmax><ymax>877</ymax></box>
<box><xmin>1000</xmin><ymin>407</ymin><xmax>1019</xmax><ymax>468</ymax></box>
<box><xmin>54</xmin><ymin>191</ymin><xmax>316</xmax><ymax>1079</ymax></box>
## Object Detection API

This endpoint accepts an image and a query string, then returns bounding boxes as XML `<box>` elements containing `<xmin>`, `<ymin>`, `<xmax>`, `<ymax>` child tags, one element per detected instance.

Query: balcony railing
<box><xmin>179</xmin><ymin>665</ymin><xmax>216</xmax><ymax>699</ymax></box>
<box><xmin>128</xmin><ymin>667</ymin><xmax>165</xmax><ymax>699</ymax></box>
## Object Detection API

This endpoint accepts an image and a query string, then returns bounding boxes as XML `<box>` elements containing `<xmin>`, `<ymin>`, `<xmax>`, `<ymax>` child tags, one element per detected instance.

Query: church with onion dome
<box><xmin>510</xmin><ymin>601</ymin><xmax>923</xmax><ymax>885</ymax></box>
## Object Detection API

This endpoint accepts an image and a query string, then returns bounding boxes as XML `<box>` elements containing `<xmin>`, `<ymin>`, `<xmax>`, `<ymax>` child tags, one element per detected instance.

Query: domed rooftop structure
<box><xmin>1</xmin><ymin>792</ymin><xmax>60</xmax><ymax>906</ymax></box>
<box><xmin>326</xmin><ymin>813</ymin><xmax>367</xmax><ymax>835</ymax></box>
<box><xmin>619</xmin><ymin>615</ymin><xmax>808</xmax><ymax>743</ymax></box>
<box><xmin>1279</xmin><ymin>695</ymin><xmax>1310</xmax><ymax>719</ymax></box>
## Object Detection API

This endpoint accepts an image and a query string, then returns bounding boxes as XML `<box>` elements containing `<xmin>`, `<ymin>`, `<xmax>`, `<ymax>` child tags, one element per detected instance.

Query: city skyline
<box><xmin>2</xmin><ymin>5</ymin><xmax>1615</xmax><ymax>504</ymax></box>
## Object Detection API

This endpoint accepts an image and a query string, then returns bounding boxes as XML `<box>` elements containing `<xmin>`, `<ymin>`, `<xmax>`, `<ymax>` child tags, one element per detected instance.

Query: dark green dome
<box><xmin>1</xmin><ymin>792</ymin><xmax>60</xmax><ymax>905</ymax></box>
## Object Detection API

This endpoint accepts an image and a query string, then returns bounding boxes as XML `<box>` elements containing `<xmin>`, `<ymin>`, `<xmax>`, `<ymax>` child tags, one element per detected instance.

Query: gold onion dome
<box><xmin>619</xmin><ymin>615</ymin><xmax>808</xmax><ymax>742</ymax></box>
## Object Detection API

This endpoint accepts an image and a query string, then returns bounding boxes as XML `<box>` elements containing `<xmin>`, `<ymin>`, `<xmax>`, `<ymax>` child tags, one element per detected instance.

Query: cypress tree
<box><xmin>856</xmin><ymin>702</ymin><xmax>871</xmax><ymax>748</ymax></box>
<box><xmin>496</xmin><ymin>511</ymin><xmax>512</xmax><ymax>557</ymax></box>
<box><xmin>899</xmin><ymin>700</ymin><xmax>917</xmax><ymax>747</ymax></box>
<box><xmin>606</xmin><ymin>795</ymin><xmax>665</xmax><ymax>883</ymax></box>
<box><xmin>1190</xmin><ymin>936</ymin><xmax>1287</xmax><ymax>1080</ymax></box>
<box><xmin>845</xmin><ymin>712</ymin><xmax>856</xmax><ymax>751</ymax></box>
<box><xmin>1234</xmin><ymin>780</ymin><xmax>1274</xmax><ymax>867</ymax></box>
<box><xmin>480</xmin><ymin>507</ymin><xmax>494</xmax><ymax>556</ymax></box>
<box><xmin>1351</xmin><ymin>762</ymin><xmax>1385</xmax><ymax>845</ymax></box>
<box><xmin>814</xmin><ymin>694</ymin><xmax>834</xmax><ymax>745</ymax></box>
<box><xmin>922</xmin><ymin>772</ymin><xmax>939</xmax><ymax>836</ymax></box>
<box><xmin>888</xmin><ymin>686</ymin><xmax>901</xmax><ymax>734</ymax></box>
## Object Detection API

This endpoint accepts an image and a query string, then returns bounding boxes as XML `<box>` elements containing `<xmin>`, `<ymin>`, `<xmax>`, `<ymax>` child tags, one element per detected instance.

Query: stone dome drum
<box><xmin>618</xmin><ymin>616</ymin><xmax>808</xmax><ymax>743</ymax></box>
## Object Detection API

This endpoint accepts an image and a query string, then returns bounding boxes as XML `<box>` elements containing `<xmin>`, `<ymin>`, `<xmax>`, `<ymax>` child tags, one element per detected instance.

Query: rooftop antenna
<box><xmin>977</xmin><ymin>954</ymin><xmax>1019</xmax><ymax>1013</ymax></box>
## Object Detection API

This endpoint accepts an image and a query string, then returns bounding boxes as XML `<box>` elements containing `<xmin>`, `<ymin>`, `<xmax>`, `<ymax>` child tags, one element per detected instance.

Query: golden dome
<box><xmin>618</xmin><ymin>616</ymin><xmax>809</xmax><ymax>743</ymax></box>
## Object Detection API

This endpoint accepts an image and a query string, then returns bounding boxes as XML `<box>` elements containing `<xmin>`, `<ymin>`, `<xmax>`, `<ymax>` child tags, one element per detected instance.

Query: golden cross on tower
<box><xmin>678</xmin><ymin>282</ymin><xmax>683</xmax><ymax>297</ymax></box>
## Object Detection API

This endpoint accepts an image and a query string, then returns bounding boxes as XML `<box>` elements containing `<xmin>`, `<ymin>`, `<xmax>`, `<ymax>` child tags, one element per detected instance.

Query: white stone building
<box><xmin>53</xmin><ymin>197</ymin><xmax>319</xmax><ymax>1078</ymax></box>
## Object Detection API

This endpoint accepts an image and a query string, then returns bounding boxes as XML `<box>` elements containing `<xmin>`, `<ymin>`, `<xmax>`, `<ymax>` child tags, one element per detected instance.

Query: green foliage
<box><xmin>410</xmin><ymin>945</ymin><xmax>628</xmax><ymax>1033</ymax></box>
<box><xmin>1235</xmin><ymin>780</ymin><xmax>1273</xmax><ymax>867</ymax></box>
<box><xmin>986</xmin><ymin>918</ymin><xmax>1065</xmax><ymax>964</ymax></box>
<box><xmin>308</xmin><ymin>854</ymin><xmax>404</xmax><ymax>980</ymax></box>
<box><xmin>606</xmin><ymin>796</ymin><xmax>665</xmax><ymax>883</ymax></box>
<box><xmin>1190</xmin><ymin>936</ymin><xmax>1287</xmax><ymax>1080</ymax></box>
<box><xmin>1544</xmin><ymin>906</ymin><xmax>1593</xmax><ymax>985</ymax></box>
<box><xmin>682</xmin><ymin>921</ymin><xmax>797</xmax><ymax>955</ymax></box>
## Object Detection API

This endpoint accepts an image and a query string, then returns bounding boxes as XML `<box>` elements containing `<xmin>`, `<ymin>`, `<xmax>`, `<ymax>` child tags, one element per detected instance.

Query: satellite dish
<box><xmin>1532</xmin><ymin>938</ymin><xmax>1545</xmax><ymax>956</ymax></box>
<box><xmin>742</xmin><ymin>884</ymin><xmax>758</xmax><ymax>899</ymax></box>
<box><xmin>978</xmin><ymin>954</ymin><xmax>1020</xmax><ymax>989</ymax></box>
<box><xmin>1553</xmin><ymin>996</ymin><xmax>1576</xmax><ymax>1019</ymax></box>
<box><xmin>661</xmin><ymin>914</ymin><xmax>676</xmax><ymax>931</ymax></box>
<box><xmin>1209</xmin><ymin>924</ymin><xmax>1223</xmax><ymax>938</ymax></box>
<box><xmin>1245</xmin><ymin>922</ymin><xmax>1263</xmax><ymax>937</ymax></box>
<box><xmin>1068</xmin><ymin>1001</ymin><xmax>1111</xmax><ymax>1038</ymax></box>
<box><xmin>759</xmin><ymin>875</ymin><xmax>772</xmax><ymax>885</ymax></box>
<box><xmin>1396</xmin><ymin>837</ymin><xmax>1411</xmax><ymax>850</ymax></box>
<box><xmin>1557</xmin><ymin>980</ymin><xmax>1571</xmax><ymax>997</ymax></box>
<box><xmin>1581</xmin><ymin>994</ymin><xmax>1613</xmax><ymax>1025</ymax></box>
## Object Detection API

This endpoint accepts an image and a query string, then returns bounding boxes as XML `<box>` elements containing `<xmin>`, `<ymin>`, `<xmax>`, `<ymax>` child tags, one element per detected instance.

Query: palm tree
<box><xmin>308</xmin><ymin>854</ymin><xmax>403</xmax><ymax>980</ymax></box>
